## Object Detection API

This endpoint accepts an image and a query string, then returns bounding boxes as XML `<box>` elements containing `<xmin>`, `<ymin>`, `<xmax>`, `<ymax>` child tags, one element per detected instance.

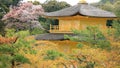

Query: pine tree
<box><xmin>65</xmin><ymin>26</ymin><xmax>111</xmax><ymax>50</ymax></box>
<box><xmin>112</xmin><ymin>1</ymin><xmax>120</xmax><ymax>41</ymax></box>
<box><xmin>0</xmin><ymin>30</ymin><xmax>36</xmax><ymax>68</ymax></box>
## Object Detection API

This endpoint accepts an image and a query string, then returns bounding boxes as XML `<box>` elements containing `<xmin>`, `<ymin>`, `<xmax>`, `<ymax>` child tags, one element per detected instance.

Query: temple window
<box><xmin>106</xmin><ymin>20</ymin><xmax>113</xmax><ymax>28</ymax></box>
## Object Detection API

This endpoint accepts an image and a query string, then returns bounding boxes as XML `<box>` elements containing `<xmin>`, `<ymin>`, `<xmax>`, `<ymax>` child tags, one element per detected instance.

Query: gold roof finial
<box><xmin>80</xmin><ymin>0</ymin><xmax>87</xmax><ymax>3</ymax></box>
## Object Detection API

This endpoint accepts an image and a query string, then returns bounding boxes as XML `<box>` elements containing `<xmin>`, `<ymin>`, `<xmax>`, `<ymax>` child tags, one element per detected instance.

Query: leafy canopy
<box><xmin>2</xmin><ymin>2</ymin><xmax>44</xmax><ymax>31</ymax></box>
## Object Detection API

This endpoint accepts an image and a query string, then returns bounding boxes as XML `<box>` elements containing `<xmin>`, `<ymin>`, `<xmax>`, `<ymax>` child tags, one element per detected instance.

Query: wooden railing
<box><xmin>50</xmin><ymin>24</ymin><xmax>59</xmax><ymax>31</ymax></box>
<box><xmin>49</xmin><ymin>24</ymin><xmax>73</xmax><ymax>33</ymax></box>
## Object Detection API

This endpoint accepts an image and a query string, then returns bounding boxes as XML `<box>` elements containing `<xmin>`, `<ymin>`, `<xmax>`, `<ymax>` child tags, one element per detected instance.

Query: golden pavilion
<box><xmin>44</xmin><ymin>0</ymin><xmax>116</xmax><ymax>33</ymax></box>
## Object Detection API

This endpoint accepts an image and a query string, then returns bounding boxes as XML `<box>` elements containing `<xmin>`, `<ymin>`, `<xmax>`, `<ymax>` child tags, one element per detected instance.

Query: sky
<box><xmin>23</xmin><ymin>0</ymin><xmax>101</xmax><ymax>5</ymax></box>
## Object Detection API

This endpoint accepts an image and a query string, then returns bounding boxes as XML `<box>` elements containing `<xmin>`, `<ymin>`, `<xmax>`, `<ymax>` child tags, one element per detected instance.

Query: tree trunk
<box><xmin>11</xmin><ymin>60</ymin><xmax>15</xmax><ymax>68</ymax></box>
<box><xmin>11</xmin><ymin>53</ymin><xmax>15</xmax><ymax>68</ymax></box>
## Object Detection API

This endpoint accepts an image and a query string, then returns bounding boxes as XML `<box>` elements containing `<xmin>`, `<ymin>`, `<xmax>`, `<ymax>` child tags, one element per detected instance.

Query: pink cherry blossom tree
<box><xmin>2</xmin><ymin>2</ymin><xmax>44</xmax><ymax>31</ymax></box>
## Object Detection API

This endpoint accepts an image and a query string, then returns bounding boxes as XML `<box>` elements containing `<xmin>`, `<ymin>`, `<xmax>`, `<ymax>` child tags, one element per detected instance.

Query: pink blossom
<box><xmin>2</xmin><ymin>2</ymin><xmax>44</xmax><ymax>22</ymax></box>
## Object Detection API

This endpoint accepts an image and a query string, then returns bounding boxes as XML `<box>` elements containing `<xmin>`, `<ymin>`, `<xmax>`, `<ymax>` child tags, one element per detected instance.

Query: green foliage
<box><xmin>73</xmin><ymin>53</ymin><xmax>95</xmax><ymax>68</ymax></box>
<box><xmin>100</xmin><ymin>2</ymin><xmax>113</xmax><ymax>12</ymax></box>
<box><xmin>0</xmin><ymin>30</ymin><xmax>36</xmax><ymax>68</ymax></box>
<box><xmin>0</xmin><ymin>20</ymin><xmax>5</xmax><ymax>36</ymax></box>
<box><xmin>107</xmin><ymin>28</ymin><xmax>114</xmax><ymax>36</ymax></box>
<box><xmin>42</xmin><ymin>0</ymin><xmax>70</xmax><ymax>12</ymax></box>
<box><xmin>14</xmin><ymin>37</ymin><xmax>36</xmax><ymax>54</ymax></box>
<box><xmin>39</xmin><ymin>15</ymin><xmax>59</xmax><ymax>30</ymax></box>
<box><xmin>0</xmin><ymin>44</ymin><xmax>15</xmax><ymax>53</ymax></box>
<box><xmin>5</xmin><ymin>29</ymin><xmax>15</xmax><ymax>37</ymax></box>
<box><xmin>32</xmin><ymin>1</ymin><xmax>41</xmax><ymax>5</ymax></box>
<box><xmin>112</xmin><ymin>20</ymin><xmax>120</xmax><ymax>40</ymax></box>
<box><xmin>65</xmin><ymin>26</ymin><xmax>111</xmax><ymax>50</ymax></box>
<box><xmin>0</xmin><ymin>0</ymin><xmax>21</xmax><ymax>18</ymax></box>
<box><xmin>76</xmin><ymin>43</ymin><xmax>83</xmax><ymax>48</ymax></box>
<box><xmin>0</xmin><ymin>55</ymin><xmax>12</xmax><ymax>68</ymax></box>
<box><xmin>15</xmin><ymin>30</ymin><xmax>30</xmax><ymax>38</ymax></box>
<box><xmin>31</xmin><ymin>28</ymin><xmax>45</xmax><ymax>35</ymax></box>
<box><xmin>100</xmin><ymin>0</ymin><xmax>108</xmax><ymax>3</ymax></box>
<box><xmin>44</xmin><ymin>50</ymin><xmax>64</xmax><ymax>60</ymax></box>
<box><xmin>98</xmin><ymin>0</ymin><xmax>120</xmax><ymax>41</ymax></box>
<box><xmin>0</xmin><ymin>44</ymin><xmax>30</xmax><ymax>68</ymax></box>
<box><xmin>39</xmin><ymin>20</ymin><xmax>51</xmax><ymax>30</ymax></box>
<box><xmin>100</xmin><ymin>0</ymin><xmax>118</xmax><ymax>4</ymax></box>
<box><xmin>94</xmin><ymin>0</ymin><xmax>120</xmax><ymax>13</ymax></box>
<box><xmin>13</xmin><ymin>54</ymin><xmax>30</xmax><ymax>64</ymax></box>
<box><xmin>114</xmin><ymin>1</ymin><xmax>120</xmax><ymax>17</ymax></box>
<box><xmin>96</xmin><ymin>40</ymin><xmax>111</xmax><ymax>50</ymax></box>
<box><xmin>29</xmin><ymin>49</ymin><xmax>37</xmax><ymax>54</ymax></box>
<box><xmin>112</xmin><ymin>1</ymin><xmax>120</xmax><ymax>41</ymax></box>
<box><xmin>5</xmin><ymin>29</ymin><xmax>30</xmax><ymax>38</ymax></box>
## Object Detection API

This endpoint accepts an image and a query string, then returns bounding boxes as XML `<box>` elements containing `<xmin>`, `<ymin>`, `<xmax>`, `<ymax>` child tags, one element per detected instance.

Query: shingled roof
<box><xmin>44</xmin><ymin>3</ymin><xmax>116</xmax><ymax>18</ymax></box>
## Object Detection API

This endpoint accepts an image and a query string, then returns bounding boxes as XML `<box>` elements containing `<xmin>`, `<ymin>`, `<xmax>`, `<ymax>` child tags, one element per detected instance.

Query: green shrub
<box><xmin>112</xmin><ymin>20</ymin><xmax>120</xmax><ymax>40</ymax></box>
<box><xmin>76</xmin><ymin>43</ymin><xmax>83</xmax><ymax>48</ymax></box>
<box><xmin>107</xmin><ymin>29</ymin><xmax>114</xmax><ymax>36</ymax></box>
<box><xmin>65</xmin><ymin>26</ymin><xmax>111</xmax><ymax>50</ymax></box>
<box><xmin>0</xmin><ymin>55</ymin><xmax>12</xmax><ymax>68</ymax></box>
<box><xmin>5</xmin><ymin>29</ymin><xmax>30</xmax><ymax>38</ymax></box>
<box><xmin>5</xmin><ymin>29</ymin><xmax>15</xmax><ymax>37</ymax></box>
<box><xmin>44</xmin><ymin>50</ymin><xmax>64</xmax><ymax>60</ymax></box>
<box><xmin>13</xmin><ymin>54</ymin><xmax>30</xmax><ymax>64</ymax></box>
<box><xmin>31</xmin><ymin>28</ymin><xmax>46</xmax><ymax>35</ymax></box>
<box><xmin>96</xmin><ymin>40</ymin><xmax>111</xmax><ymax>50</ymax></box>
<box><xmin>15</xmin><ymin>30</ymin><xmax>30</xmax><ymax>38</ymax></box>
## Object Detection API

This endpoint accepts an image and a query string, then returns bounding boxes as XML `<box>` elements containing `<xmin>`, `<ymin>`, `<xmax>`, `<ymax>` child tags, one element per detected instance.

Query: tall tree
<box><xmin>0</xmin><ymin>0</ymin><xmax>21</xmax><ymax>36</ymax></box>
<box><xmin>100</xmin><ymin>1</ymin><xmax>113</xmax><ymax>12</ymax></box>
<box><xmin>0</xmin><ymin>30</ymin><xmax>35</xmax><ymax>68</ymax></box>
<box><xmin>2</xmin><ymin>2</ymin><xmax>44</xmax><ymax>32</ymax></box>
<box><xmin>42</xmin><ymin>0</ymin><xmax>70</xmax><ymax>12</ymax></box>
<box><xmin>0</xmin><ymin>0</ymin><xmax>21</xmax><ymax>18</ymax></box>
<box><xmin>113</xmin><ymin>1</ymin><xmax>120</xmax><ymax>17</ymax></box>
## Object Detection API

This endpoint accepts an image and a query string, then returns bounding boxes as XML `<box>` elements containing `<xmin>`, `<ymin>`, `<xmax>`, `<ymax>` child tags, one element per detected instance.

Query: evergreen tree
<box><xmin>114</xmin><ymin>1</ymin><xmax>120</xmax><ymax>17</ymax></box>
<box><xmin>112</xmin><ymin>1</ymin><xmax>120</xmax><ymax>41</ymax></box>
<box><xmin>65</xmin><ymin>26</ymin><xmax>111</xmax><ymax>50</ymax></box>
<box><xmin>0</xmin><ymin>0</ymin><xmax>21</xmax><ymax>18</ymax></box>
<box><xmin>0</xmin><ymin>30</ymin><xmax>36</xmax><ymax>68</ymax></box>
